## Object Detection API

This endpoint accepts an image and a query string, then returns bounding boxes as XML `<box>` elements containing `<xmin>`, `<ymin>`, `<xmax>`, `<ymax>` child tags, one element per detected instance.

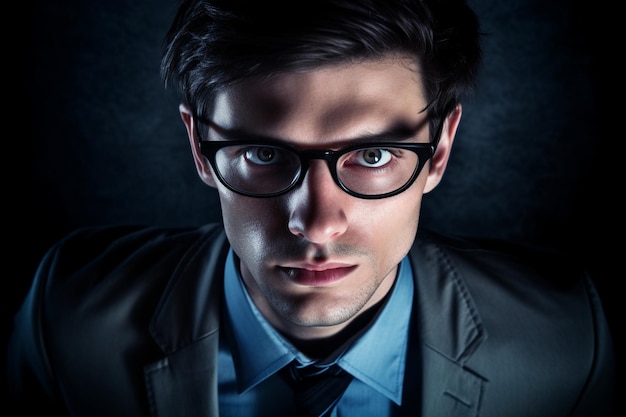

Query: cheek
<box><xmin>383</xmin><ymin>202</ymin><xmax>420</xmax><ymax>242</ymax></box>
<box><xmin>218</xmin><ymin>192</ymin><xmax>285</xmax><ymax>247</ymax></box>
<box><xmin>360</xmin><ymin>189</ymin><xmax>423</xmax><ymax>253</ymax></box>
<box><xmin>353</xmin><ymin>200</ymin><xmax>420</xmax><ymax>246</ymax></box>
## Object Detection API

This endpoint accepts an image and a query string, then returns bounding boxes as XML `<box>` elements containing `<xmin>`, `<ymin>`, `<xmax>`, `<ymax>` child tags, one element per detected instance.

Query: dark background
<box><xmin>8</xmin><ymin>0</ymin><xmax>620</xmax><ymax>410</ymax></box>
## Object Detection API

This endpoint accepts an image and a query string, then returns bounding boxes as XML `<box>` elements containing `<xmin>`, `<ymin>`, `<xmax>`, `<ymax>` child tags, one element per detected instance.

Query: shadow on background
<box><xmin>7</xmin><ymin>0</ymin><xmax>619</xmax><ymax>411</ymax></box>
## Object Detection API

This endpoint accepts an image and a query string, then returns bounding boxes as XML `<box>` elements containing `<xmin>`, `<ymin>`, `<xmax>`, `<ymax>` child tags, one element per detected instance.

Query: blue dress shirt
<box><xmin>218</xmin><ymin>249</ymin><xmax>414</xmax><ymax>416</ymax></box>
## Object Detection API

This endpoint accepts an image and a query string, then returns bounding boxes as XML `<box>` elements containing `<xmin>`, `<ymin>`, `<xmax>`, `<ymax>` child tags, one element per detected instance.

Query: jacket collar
<box><xmin>409</xmin><ymin>232</ymin><xmax>487</xmax><ymax>363</ymax></box>
<box><xmin>145</xmin><ymin>226</ymin><xmax>228</xmax><ymax>417</ymax></box>
<box><xmin>407</xmin><ymin>230</ymin><xmax>488</xmax><ymax>416</ymax></box>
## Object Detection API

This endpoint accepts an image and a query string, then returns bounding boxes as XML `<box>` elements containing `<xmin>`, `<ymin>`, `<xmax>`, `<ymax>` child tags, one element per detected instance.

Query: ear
<box><xmin>180</xmin><ymin>104</ymin><xmax>218</xmax><ymax>188</ymax></box>
<box><xmin>423</xmin><ymin>104</ymin><xmax>462</xmax><ymax>193</ymax></box>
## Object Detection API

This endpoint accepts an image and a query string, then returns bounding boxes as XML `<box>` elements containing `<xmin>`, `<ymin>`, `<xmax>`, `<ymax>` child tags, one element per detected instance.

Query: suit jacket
<box><xmin>6</xmin><ymin>224</ymin><xmax>615</xmax><ymax>416</ymax></box>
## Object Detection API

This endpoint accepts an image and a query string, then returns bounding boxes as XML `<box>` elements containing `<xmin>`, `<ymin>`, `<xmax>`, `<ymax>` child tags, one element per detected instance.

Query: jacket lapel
<box><xmin>144</xmin><ymin>226</ymin><xmax>228</xmax><ymax>417</ymax></box>
<box><xmin>144</xmin><ymin>334</ymin><xmax>220</xmax><ymax>417</ymax></box>
<box><xmin>409</xmin><ymin>232</ymin><xmax>488</xmax><ymax>417</ymax></box>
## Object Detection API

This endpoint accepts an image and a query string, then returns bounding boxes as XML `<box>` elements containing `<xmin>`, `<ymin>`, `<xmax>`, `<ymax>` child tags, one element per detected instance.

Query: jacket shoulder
<box><xmin>7</xmin><ymin>223</ymin><xmax>229</xmax><ymax>415</ymax></box>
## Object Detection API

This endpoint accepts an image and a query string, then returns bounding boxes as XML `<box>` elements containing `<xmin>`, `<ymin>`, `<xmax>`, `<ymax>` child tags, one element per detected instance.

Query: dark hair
<box><xmin>161</xmin><ymin>0</ymin><xmax>482</xmax><ymax>138</ymax></box>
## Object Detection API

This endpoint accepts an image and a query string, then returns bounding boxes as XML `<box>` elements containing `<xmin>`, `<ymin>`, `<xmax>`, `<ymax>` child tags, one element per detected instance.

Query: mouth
<box><xmin>278</xmin><ymin>264</ymin><xmax>358</xmax><ymax>287</ymax></box>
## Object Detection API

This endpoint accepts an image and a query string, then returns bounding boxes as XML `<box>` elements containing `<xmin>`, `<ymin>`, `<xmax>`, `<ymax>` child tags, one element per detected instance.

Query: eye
<box><xmin>244</xmin><ymin>146</ymin><xmax>283</xmax><ymax>165</ymax></box>
<box><xmin>353</xmin><ymin>148</ymin><xmax>393</xmax><ymax>168</ymax></box>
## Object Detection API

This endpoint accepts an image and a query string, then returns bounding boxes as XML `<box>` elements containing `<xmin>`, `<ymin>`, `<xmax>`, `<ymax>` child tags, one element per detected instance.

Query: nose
<box><xmin>287</xmin><ymin>160</ymin><xmax>349</xmax><ymax>244</ymax></box>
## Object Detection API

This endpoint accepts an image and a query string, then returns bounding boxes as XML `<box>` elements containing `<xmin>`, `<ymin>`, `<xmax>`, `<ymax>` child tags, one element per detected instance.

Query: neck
<box><xmin>283</xmin><ymin>294</ymin><xmax>389</xmax><ymax>360</ymax></box>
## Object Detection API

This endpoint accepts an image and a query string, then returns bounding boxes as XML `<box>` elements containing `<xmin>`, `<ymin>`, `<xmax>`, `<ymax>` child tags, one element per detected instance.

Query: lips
<box><xmin>280</xmin><ymin>264</ymin><xmax>357</xmax><ymax>286</ymax></box>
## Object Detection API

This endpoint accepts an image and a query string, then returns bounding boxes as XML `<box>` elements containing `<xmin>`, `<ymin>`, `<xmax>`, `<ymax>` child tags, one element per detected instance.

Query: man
<box><xmin>7</xmin><ymin>0</ymin><xmax>615</xmax><ymax>416</ymax></box>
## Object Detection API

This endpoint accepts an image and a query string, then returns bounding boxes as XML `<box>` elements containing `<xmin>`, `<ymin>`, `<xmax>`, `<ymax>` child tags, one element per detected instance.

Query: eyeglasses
<box><xmin>197</xmin><ymin>120</ymin><xmax>441</xmax><ymax>199</ymax></box>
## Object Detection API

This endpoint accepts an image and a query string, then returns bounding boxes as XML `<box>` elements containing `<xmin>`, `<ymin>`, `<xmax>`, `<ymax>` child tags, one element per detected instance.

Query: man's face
<box><xmin>184</xmin><ymin>56</ymin><xmax>457</xmax><ymax>340</ymax></box>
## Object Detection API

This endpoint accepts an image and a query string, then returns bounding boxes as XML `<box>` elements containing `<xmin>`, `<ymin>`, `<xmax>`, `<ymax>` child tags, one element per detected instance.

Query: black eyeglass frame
<box><xmin>197</xmin><ymin>119</ymin><xmax>443</xmax><ymax>199</ymax></box>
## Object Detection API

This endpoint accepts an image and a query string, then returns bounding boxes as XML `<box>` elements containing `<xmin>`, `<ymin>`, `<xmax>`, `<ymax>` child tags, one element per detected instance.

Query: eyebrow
<box><xmin>198</xmin><ymin>117</ymin><xmax>430</xmax><ymax>146</ymax></box>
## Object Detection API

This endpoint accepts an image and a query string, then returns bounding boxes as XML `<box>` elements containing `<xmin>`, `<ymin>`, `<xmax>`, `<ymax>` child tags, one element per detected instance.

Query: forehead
<box><xmin>210</xmin><ymin>56</ymin><xmax>428</xmax><ymax>144</ymax></box>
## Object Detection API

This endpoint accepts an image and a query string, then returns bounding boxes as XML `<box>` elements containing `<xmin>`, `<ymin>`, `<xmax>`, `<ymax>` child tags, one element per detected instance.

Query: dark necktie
<box><xmin>281</xmin><ymin>360</ymin><xmax>354</xmax><ymax>417</ymax></box>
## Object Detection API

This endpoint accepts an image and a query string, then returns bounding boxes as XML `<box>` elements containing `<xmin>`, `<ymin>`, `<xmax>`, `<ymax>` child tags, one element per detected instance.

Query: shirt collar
<box><xmin>224</xmin><ymin>249</ymin><xmax>413</xmax><ymax>403</ymax></box>
<box><xmin>339</xmin><ymin>256</ymin><xmax>413</xmax><ymax>404</ymax></box>
<box><xmin>224</xmin><ymin>250</ymin><xmax>294</xmax><ymax>393</ymax></box>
